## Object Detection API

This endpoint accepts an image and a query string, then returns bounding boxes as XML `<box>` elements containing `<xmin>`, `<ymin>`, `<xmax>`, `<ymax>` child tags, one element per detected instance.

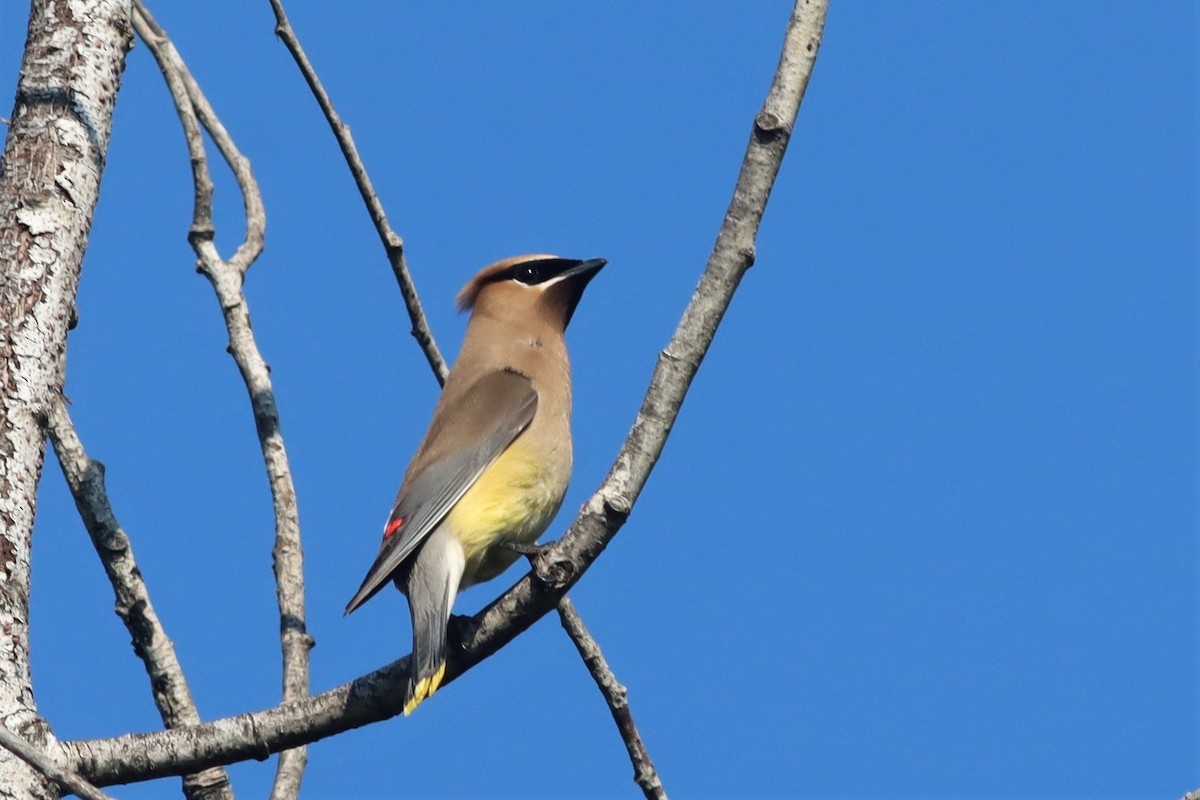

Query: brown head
<box><xmin>457</xmin><ymin>254</ymin><xmax>606</xmax><ymax>331</ymax></box>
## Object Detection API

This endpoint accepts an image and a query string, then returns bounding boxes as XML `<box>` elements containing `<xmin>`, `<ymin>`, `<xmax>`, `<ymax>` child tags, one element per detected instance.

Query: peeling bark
<box><xmin>58</xmin><ymin>0</ymin><xmax>829</xmax><ymax>785</ymax></box>
<box><xmin>0</xmin><ymin>1</ymin><xmax>133</xmax><ymax>797</ymax></box>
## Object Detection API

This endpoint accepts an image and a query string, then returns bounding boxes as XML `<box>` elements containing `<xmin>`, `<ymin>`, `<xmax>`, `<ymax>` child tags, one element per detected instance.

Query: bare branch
<box><xmin>59</xmin><ymin>0</ymin><xmax>827</xmax><ymax>786</ymax></box>
<box><xmin>557</xmin><ymin>598</ymin><xmax>666</xmax><ymax>800</ymax></box>
<box><xmin>65</xmin><ymin>660</ymin><xmax>410</xmax><ymax>785</ymax></box>
<box><xmin>445</xmin><ymin>0</ymin><xmax>828</xmax><ymax>699</ymax></box>
<box><xmin>132</xmin><ymin>2</ymin><xmax>311</xmax><ymax>795</ymax></box>
<box><xmin>265</xmin><ymin>19</ymin><xmax>639</xmax><ymax>790</ymax></box>
<box><xmin>266</xmin><ymin>0</ymin><xmax>448</xmax><ymax>384</ymax></box>
<box><xmin>46</xmin><ymin>395</ymin><xmax>234</xmax><ymax>800</ymax></box>
<box><xmin>264</xmin><ymin>19</ymin><xmax>649</xmax><ymax>789</ymax></box>
<box><xmin>0</xmin><ymin>724</ymin><xmax>114</xmax><ymax>800</ymax></box>
<box><xmin>129</xmin><ymin>1</ymin><xmax>265</xmax><ymax>270</ymax></box>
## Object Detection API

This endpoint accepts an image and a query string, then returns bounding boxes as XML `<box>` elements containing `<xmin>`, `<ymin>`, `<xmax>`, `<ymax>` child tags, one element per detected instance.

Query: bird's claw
<box><xmin>501</xmin><ymin>540</ymin><xmax>546</xmax><ymax>560</ymax></box>
<box><xmin>502</xmin><ymin>540</ymin><xmax>571</xmax><ymax>587</ymax></box>
<box><xmin>447</xmin><ymin>613</ymin><xmax>480</xmax><ymax>649</ymax></box>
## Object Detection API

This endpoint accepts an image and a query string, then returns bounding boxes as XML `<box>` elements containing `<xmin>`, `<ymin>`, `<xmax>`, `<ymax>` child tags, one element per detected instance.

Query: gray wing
<box><xmin>345</xmin><ymin>369</ymin><xmax>537</xmax><ymax>614</ymax></box>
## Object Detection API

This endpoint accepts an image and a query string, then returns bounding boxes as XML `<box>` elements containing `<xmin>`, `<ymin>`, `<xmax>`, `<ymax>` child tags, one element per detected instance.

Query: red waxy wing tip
<box><xmin>383</xmin><ymin>517</ymin><xmax>404</xmax><ymax>538</ymax></box>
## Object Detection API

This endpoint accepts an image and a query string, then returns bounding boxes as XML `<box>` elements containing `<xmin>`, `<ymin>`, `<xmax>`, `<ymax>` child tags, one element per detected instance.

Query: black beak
<box><xmin>560</xmin><ymin>258</ymin><xmax>607</xmax><ymax>282</ymax></box>
<box><xmin>552</xmin><ymin>258</ymin><xmax>606</xmax><ymax>328</ymax></box>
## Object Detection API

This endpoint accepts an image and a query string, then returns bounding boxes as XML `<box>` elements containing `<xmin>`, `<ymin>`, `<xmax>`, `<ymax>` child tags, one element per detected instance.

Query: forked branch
<box><xmin>266</xmin><ymin>2</ymin><xmax>666</xmax><ymax>788</ymax></box>
<box><xmin>132</xmin><ymin>2</ymin><xmax>312</xmax><ymax>797</ymax></box>
<box><xmin>46</xmin><ymin>396</ymin><xmax>234</xmax><ymax>800</ymax></box>
<box><xmin>0</xmin><ymin>724</ymin><xmax>114</xmax><ymax>800</ymax></box>
<box><xmin>60</xmin><ymin>0</ymin><xmax>827</xmax><ymax>786</ymax></box>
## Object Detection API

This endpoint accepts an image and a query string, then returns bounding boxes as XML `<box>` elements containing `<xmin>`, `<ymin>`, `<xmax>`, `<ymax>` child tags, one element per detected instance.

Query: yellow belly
<box><xmin>445</xmin><ymin>439</ymin><xmax>568</xmax><ymax>588</ymax></box>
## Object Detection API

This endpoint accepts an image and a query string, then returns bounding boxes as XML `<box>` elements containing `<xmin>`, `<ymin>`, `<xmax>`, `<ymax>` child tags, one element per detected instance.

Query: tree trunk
<box><xmin>0</xmin><ymin>1</ymin><xmax>132</xmax><ymax>797</ymax></box>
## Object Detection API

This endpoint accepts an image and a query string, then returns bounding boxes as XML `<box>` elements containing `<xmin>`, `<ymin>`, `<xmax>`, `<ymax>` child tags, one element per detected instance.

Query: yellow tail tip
<box><xmin>403</xmin><ymin>663</ymin><xmax>447</xmax><ymax>717</ymax></box>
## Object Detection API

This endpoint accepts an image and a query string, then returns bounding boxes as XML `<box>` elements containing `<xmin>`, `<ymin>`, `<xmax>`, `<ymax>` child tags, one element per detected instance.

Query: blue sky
<box><xmin>1</xmin><ymin>2</ymin><xmax>1196</xmax><ymax>798</ymax></box>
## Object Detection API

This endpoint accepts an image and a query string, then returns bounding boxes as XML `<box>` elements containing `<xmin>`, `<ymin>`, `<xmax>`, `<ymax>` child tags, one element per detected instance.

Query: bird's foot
<box><xmin>502</xmin><ymin>540</ymin><xmax>546</xmax><ymax>559</ymax></box>
<box><xmin>502</xmin><ymin>540</ymin><xmax>571</xmax><ymax>587</ymax></box>
<box><xmin>447</xmin><ymin>613</ymin><xmax>480</xmax><ymax>648</ymax></box>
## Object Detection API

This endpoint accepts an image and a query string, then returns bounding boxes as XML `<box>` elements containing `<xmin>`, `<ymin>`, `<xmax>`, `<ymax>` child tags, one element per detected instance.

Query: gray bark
<box><xmin>0</xmin><ymin>1</ymin><xmax>133</xmax><ymax>798</ymax></box>
<box><xmin>4</xmin><ymin>0</ymin><xmax>826</xmax><ymax>792</ymax></box>
<box><xmin>129</xmin><ymin>4</ymin><xmax>309</xmax><ymax>794</ymax></box>
<box><xmin>46</xmin><ymin>398</ymin><xmax>235</xmax><ymax>800</ymax></box>
<box><xmin>59</xmin><ymin>0</ymin><xmax>828</xmax><ymax>784</ymax></box>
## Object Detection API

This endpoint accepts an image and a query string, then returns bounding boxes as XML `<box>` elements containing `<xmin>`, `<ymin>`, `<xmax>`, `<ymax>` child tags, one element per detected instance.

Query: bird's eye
<box><xmin>514</xmin><ymin>264</ymin><xmax>541</xmax><ymax>284</ymax></box>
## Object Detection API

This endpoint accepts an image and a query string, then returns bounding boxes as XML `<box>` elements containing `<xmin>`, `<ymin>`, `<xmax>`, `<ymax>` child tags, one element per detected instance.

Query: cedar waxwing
<box><xmin>346</xmin><ymin>254</ymin><xmax>605</xmax><ymax>715</ymax></box>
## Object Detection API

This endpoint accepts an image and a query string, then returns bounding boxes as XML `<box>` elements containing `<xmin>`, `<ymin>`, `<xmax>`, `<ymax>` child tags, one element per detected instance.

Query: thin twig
<box><xmin>557</xmin><ymin>598</ymin><xmax>666</xmax><ymax>800</ymax></box>
<box><xmin>46</xmin><ymin>396</ymin><xmax>234</xmax><ymax>800</ymax></box>
<box><xmin>546</xmin><ymin>5</ymin><xmax>831</xmax><ymax>781</ymax></box>
<box><xmin>132</xmin><ymin>3</ymin><xmax>312</xmax><ymax>797</ymax></box>
<box><xmin>449</xmin><ymin>0</ymin><xmax>828</xmax><ymax>700</ymax></box>
<box><xmin>0</xmin><ymin>724</ymin><xmax>115</xmax><ymax>800</ymax></box>
<box><xmin>130</xmin><ymin>2</ymin><xmax>264</xmax><ymax>270</ymax></box>
<box><xmin>266</xmin><ymin>0</ymin><xmax>448</xmax><ymax>385</ymax></box>
<box><xmin>61</xmin><ymin>0</ymin><xmax>827</xmax><ymax>785</ymax></box>
<box><xmin>268</xmin><ymin>7</ymin><xmax>653</xmax><ymax>785</ymax></box>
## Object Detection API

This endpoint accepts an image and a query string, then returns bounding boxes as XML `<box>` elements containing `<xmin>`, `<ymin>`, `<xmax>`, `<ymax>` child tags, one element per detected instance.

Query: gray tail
<box><xmin>402</xmin><ymin>531</ymin><xmax>463</xmax><ymax>715</ymax></box>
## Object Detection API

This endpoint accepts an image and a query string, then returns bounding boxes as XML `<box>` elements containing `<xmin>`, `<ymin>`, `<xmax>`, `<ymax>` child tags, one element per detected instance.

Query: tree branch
<box><xmin>266</xmin><ymin>0</ymin><xmax>448</xmax><ymax>384</ymax></box>
<box><xmin>557</xmin><ymin>598</ymin><xmax>665</xmax><ymax>800</ymax></box>
<box><xmin>268</xmin><ymin>5</ymin><xmax>659</xmax><ymax>793</ymax></box>
<box><xmin>269</xmin><ymin>3</ymin><xmax>670</xmax><ymax>786</ymax></box>
<box><xmin>443</xmin><ymin>0</ymin><xmax>827</xmax><ymax>698</ymax></box>
<box><xmin>132</xmin><ymin>3</ymin><xmax>312</xmax><ymax>797</ymax></box>
<box><xmin>45</xmin><ymin>396</ymin><xmax>234</xmax><ymax>800</ymax></box>
<box><xmin>59</xmin><ymin>0</ymin><xmax>827</xmax><ymax>786</ymax></box>
<box><xmin>0</xmin><ymin>725</ymin><xmax>114</xmax><ymax>800</ymax></box>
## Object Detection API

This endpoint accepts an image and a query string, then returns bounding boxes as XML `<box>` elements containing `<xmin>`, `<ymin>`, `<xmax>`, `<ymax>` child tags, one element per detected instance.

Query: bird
<box><xmin>345</xmin><ymin>254</ymin><xmax>605</xmax><ymax>715</ymax></box>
